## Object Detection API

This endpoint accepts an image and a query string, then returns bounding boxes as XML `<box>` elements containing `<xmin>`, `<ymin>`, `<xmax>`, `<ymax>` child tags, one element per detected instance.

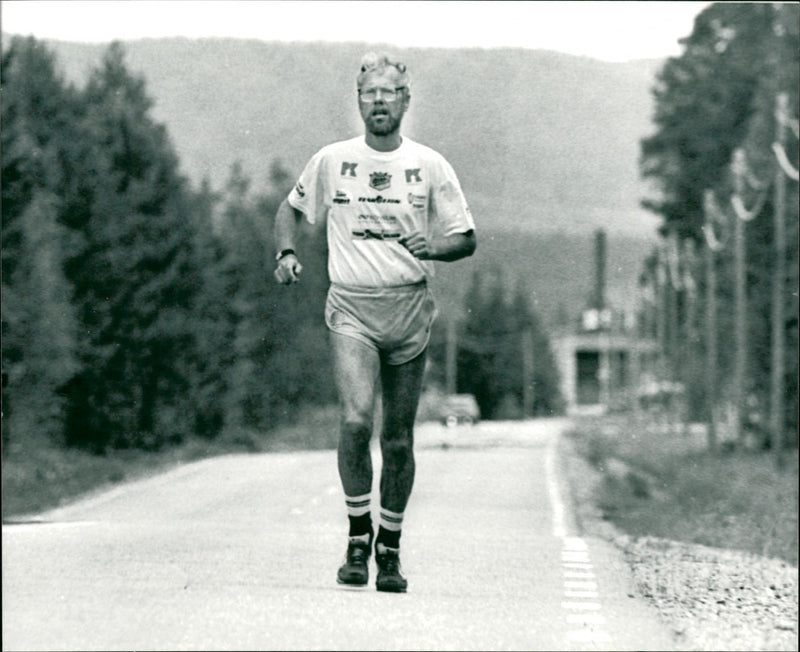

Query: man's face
<box><xmin>358</xmin><ymin>68</ymin><xmax>409</xmax><ymax>136</ymax></box>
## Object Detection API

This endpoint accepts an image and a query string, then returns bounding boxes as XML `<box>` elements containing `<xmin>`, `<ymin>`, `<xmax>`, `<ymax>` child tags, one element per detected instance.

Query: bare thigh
<box><xmin>330</xmin><ymin>331</ymin><xmax>380</xmax><ymax>425</ymax></box>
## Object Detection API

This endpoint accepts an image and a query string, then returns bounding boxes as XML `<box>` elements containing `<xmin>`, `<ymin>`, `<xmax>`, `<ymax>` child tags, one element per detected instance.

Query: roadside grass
<box><xmin>2</xmin><ymin>405</ymin><xmax>341</xmax><ymax>520</ymax></box>
<box><xmin>566</xmin><ymin>413</ymin><xmax>799</xmax><ymax>566</ymax></box>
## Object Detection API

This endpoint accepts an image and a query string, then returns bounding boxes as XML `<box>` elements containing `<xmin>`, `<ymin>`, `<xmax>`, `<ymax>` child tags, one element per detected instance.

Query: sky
<box><xmin>2</xmin><ymin>0</ymin><xmax>711</xmax><ymax>62</ymax></box>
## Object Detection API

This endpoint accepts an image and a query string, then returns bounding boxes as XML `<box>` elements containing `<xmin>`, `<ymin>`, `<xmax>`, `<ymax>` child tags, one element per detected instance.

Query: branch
<box><xmin>772</xmin><ymin>142</ymin><xmax>800</xmax><ymax>181</ymax></box>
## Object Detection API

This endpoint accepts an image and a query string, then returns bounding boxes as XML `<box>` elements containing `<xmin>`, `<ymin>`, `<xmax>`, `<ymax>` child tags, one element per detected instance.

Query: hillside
<box><xmin>24</xmin><ymin>37</ymin><xmax>664</xmax><ymax>237</ymax></box>
<box><xmin>4</xmin><ymin>35</ymin><xmax>661</xmax><ymax>325</ymax></box>
<box><xmin>430</xmin><ymin>227</ymin><xmax>653</xmax><ymax>328</ymax></box>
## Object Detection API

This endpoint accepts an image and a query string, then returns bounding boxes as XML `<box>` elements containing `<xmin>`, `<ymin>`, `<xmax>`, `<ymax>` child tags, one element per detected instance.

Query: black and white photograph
<box><xmin>2</xmin><ymin>1</ymin><xmax>797</xmax><ymax>650</ymax></box>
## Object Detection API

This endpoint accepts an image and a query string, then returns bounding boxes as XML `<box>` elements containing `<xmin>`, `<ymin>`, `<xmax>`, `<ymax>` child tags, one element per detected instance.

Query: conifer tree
<box><xmin>61</xmin><ymin>42</ymin><xmax>202</xmax><ymax>451</ymax></box>
<box><xmin>1</xmin><ymin>37</ymin><xmax>82</xmax><ymax>447</ymax></box>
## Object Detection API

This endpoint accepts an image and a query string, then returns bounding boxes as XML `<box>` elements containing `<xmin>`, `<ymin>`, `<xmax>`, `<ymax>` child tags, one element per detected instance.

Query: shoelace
<box><xmin>347</xmin><ymin>543</ymin><xmax>370</xmax><ymax>564</ymax></box>
<box><xmin>378</xmin><ymin>552</ymin><xmax>401</xmax><ymax>574</ymax></box>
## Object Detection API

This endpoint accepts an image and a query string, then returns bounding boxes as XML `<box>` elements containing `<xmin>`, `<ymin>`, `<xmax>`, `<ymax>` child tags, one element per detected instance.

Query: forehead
<box><xmin>358</xmin><ymin>67</ymin><xmax>404</xmax><ymax>89</ymax></box>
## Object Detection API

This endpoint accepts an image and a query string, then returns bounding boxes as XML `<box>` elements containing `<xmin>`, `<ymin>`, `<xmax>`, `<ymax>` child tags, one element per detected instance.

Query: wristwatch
<box><xmin>276</xmin><ymin>248</ymin><xmax>295</xmax><ymax>261</ymax></box>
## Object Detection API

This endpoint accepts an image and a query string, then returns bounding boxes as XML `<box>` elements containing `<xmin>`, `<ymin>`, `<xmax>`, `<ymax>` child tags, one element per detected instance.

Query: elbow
<box><xmin>465</xmin><ymin>230</ymin><xmax>477</xmax><ymax>257</ymax></box>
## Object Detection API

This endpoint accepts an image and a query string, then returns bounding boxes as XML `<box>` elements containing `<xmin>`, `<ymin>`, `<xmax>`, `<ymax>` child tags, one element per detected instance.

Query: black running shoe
<box><xmin>375</xmin><ymin>543</ymin><xmax>407</xmax><ymax>593</ymax></box>
<box><xmin>337</xmin><ymin>536</ymin><xmax>372</xmax><ymax>586</ymax></box>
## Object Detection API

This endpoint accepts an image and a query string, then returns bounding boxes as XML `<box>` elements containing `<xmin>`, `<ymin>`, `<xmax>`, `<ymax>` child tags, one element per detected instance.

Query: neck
<box><xmin>365</xmin><ymin>131</ymin><xmax>403</xmax><ymax>152</ymax></box>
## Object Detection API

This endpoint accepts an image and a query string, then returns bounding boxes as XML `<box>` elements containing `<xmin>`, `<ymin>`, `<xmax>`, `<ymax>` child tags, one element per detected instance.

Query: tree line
<box><xmin>638</xmin><ymin>3</ymin><xmax>798</xmax><ymax>451</ymax></box>
<box><xmin>2</xmin><ymin>37</ymin><xmax>334</xmax><ymax>454</ymax></box>
<box><xmin>2</xmin><ymin>36</ymin><xmax>565</xmax><ymax>456</ymax></box>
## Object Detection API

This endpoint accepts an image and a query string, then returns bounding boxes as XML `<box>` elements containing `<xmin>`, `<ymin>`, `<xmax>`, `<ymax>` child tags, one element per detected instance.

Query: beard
<box><xmin>365</xmin><ymin>109</ymin><xmax>401</xmax><ymax>136</ymax></box>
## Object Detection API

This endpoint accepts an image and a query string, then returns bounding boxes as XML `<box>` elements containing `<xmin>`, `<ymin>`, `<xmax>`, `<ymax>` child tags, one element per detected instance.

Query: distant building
<box><xmin>552</xmin><ymin>229</ymin><xmax>658</xmax><ymax>415</ymax></box>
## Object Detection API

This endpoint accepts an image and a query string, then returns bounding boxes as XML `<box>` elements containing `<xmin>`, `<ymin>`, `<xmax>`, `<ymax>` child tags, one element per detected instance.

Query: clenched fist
<box><xmin>274</xmin><ymin>254</ymin><xmax>303</xmax><ymax>284</ymax></box>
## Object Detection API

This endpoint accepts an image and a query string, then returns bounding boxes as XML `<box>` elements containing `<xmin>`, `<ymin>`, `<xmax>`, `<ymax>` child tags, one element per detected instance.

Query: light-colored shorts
<box><xmin>325</xmin><ymin>281</ymin><xmax>437</xmax><ymax>365</ymax></box>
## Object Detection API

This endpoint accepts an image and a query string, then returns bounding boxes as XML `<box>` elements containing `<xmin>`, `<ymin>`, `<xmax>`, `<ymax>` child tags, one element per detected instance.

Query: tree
<box><xmin>450</xmin><ymin>267</ymin><xmax>563</xmax><ymax>419</ymax></box>
<box><xmin>61</xmin><ymin>42</ymin><xmax>203</xmax><ymax>451</ymax></box>
<box><xmin>1</xmin><ymin>37</ymin><xmax>82</xmax><ymax>447</ymax></box>
<box><xmin>639</xmin><ymin>3</ymin><xmax>799</xmax><ymax>447</ymax></box>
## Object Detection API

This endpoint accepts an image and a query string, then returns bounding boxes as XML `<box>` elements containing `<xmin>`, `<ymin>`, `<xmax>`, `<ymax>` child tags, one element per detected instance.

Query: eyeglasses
<box><xmin>359</xmin><ymin>86</ymin><xmax>406</xmax><ymax>103</ymax></box>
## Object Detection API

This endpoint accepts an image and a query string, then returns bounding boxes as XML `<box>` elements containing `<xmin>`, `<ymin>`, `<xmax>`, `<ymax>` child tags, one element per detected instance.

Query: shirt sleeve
<box><xmin>429</xmin><ymin>155</ymin><xmax>475</xmax><ymax>237</ymax></box>
<box><xmin>287</xmin><ymin>148</ymin><xmax>329</xmax><ymax>225</ymax></box>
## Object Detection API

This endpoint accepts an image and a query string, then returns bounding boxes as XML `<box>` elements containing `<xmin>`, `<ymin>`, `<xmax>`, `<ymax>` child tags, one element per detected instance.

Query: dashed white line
<box><xmin>561</xmin><ymin>601</ymin><xmax>602</xmax><ymax>610</ymax></box>
<box><xmin>565</xmin><ymin>580</ymin><xmax>598</xmax><ymax>590</ymax></box>
<box><xmin>564</xmin><ymin>570</ymin><xmax>596</xmax><ymax>579</ymax></box>
<box><xmin>545</xmin><ymin>437</ymin><xmax>613</xmax><ymax>648</ymax></box>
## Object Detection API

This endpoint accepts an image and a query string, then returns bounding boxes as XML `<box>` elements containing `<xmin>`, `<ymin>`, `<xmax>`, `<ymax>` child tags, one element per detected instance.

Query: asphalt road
<box><xmin>2</xmin><ymin>418</ymin><xmax>676</xmax><ymax>651</ymax></box>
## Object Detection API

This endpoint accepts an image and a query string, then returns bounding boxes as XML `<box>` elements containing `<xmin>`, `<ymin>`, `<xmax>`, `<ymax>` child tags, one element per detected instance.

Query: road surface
<box><xmin>2</xmin><ymin>418</ymin><xmax>676</xmax><ymax>650</ymax></box>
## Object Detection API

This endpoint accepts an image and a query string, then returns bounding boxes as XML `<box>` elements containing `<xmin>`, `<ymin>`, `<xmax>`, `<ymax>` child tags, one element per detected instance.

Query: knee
<box><xmin>341</xmin><ymin>419</ymin><xmax>372</xmax><ymax>445</ymax></box>
<box><xmin>381</xmin><ymin>430</ymin><xmax>413</xmax><ymax>462</ymax></box>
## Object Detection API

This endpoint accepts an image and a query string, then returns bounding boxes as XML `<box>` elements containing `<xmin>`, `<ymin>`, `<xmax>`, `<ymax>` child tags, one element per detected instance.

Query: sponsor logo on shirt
<box><xmin>341</xmin><ymin>162</ymin><xmax>358</xmax><ymax>177</ymax></box>
<box><xmin>294</xmin><ymin>182</ymin><xmax>305</xmax><ymax>197</ymax></box>
<box><xmin>358</xmin><ymin>214</ymin><xmax>397</xmax><ymax>222</ymax></box>
<box><xmin>405</xmin><ymin>168</ymin><xmax>422</xmax><ymax>183</ymax></box>
<box><xmin>351</xmin><ymin>228</ymin><xmax>402</xmax><ymax>240</ymax></box>
<box><xmin>407</xmin><ymin>193</ymin><xmax>427</xmax><ymax>209</ymax></box>
<box><xmin>333</xmin><ymin>190</ymin><xmax>352</xmax><ymax>205</ymax></box>
<box><xmin>369</xmin><ymin>171</ymin><xmax>392</xmax><ymax>191</ymax></box>
<box><xmin>358</xmin><ymin>195</ymin><xmax>401</xmax><ymax>204</ymax></box>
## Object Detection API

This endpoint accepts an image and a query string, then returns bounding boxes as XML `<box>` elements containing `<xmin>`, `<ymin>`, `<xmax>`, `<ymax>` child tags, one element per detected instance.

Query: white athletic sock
<box><xmin>379</xmin><ymin>507</ymin><xmax>403</xmax><ymax>532</ymax></box>
<box><xmin>345</xmin><ymin>493</ymin><xmax>371</xmax><ymax>518</ymax></box>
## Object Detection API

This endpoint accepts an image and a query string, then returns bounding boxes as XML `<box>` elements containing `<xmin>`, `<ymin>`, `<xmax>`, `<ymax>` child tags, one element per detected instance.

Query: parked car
<box><xmin>441</xmin><ymin>394</ymin><xmax>480</xmax><ymax>427</ymax></box>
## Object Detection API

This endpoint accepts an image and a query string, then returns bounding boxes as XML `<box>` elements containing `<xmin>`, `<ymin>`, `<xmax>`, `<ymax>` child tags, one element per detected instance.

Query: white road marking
<box><xmin>2</xmin><ymin>521</ymin><xmax>94</xmax><ymax>533</ymax></box>
<box><xmin>564</xmin><ymin>590</ymin><xmax>600</xmax><ymax>599</ymax></box>
<box><xmin>544</xmin><ymin>442</ymin><xmax>567</xmax><ymax>537</ymax></box>
<box><xmin>565</xmin><ymin>580</ymin><xmax>598</xmax><ymax>590</ymax></box>
<box><xmin>561</xmin><ymin>551</ymin><xmax>591</xmax><ymax>562</ymax></box>
<box><xmin>545</xmin><ymin>434</ymin><xmax>614</xmax><ymax>648</ymax></box>
<box><xmin>564</xmin><ymin>571</ymin><xmax>596</xmax><ymax>579</ymax></box>
<box><xmin>561</xmin><ymin>601</ymin><xmax>602</xmax><ymax>610</ymax></box>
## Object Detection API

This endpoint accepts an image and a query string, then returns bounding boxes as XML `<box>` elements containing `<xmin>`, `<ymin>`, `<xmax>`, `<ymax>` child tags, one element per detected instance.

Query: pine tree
<box><xmin>61</xmin><ymin>42</ymin><xmax>202</xmax><ymax>451</ymax></box>
<box><xmin>1</xmin><ymin>37</ymin><xmax>82</xmax><ymax>448</ymax></box>
<box><xmin>639</xmin><ymin>3</ymin><xmax>799</xmax><ymax>446</ymax></box>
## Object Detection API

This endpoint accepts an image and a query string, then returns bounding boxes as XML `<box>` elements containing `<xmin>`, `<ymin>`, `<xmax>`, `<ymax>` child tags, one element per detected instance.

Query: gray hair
<box><xmin>356</xmin><ymin>52</ymin><xmax>410</xmax><ymax>90</ymax></box>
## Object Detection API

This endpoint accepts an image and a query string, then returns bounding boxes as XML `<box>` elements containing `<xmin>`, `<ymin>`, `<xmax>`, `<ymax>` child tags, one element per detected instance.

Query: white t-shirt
<box><xmin>287</xmin><ymin>136</ymin><xmax>474</xmax><ymax>287</ymax></box>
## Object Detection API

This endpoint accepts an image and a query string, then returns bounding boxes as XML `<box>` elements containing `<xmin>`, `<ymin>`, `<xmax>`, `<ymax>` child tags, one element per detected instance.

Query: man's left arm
<box><xmin>400</xmin><ymin>229</ymin><xmax>476</xmax><ymax>262</ymax></box>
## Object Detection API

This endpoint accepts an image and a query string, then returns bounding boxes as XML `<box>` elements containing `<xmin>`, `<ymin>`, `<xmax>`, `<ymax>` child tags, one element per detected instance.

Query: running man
<box><xmin>273</xmin><ymin>52</ymin><xmax>476</xmax><ymax>592</ymax></box>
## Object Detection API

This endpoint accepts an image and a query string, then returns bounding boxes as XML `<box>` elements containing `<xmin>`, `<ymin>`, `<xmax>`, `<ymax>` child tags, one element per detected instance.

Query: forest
<box><xmin>3</xmin><ymin>2</ymin><xmax>798</xmax><ymax>460</ymax></box>
<box><xmin>1</xmin><ymin>36</ymin><xmax>562</xmax><ymax>458</ymax></box>
<box><xmin>637</xmin><ymin>2</ymin><xmax>798</xmax><ymax>453</ymax></box>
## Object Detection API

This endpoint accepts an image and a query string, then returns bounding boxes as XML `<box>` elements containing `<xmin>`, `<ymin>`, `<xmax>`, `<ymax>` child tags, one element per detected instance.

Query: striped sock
<box><xmin>376</xmin><ymin>507</ymin><xmax>403</xmax><ymax>548</ymax></box>
<box><xmin>345</xmin><ymin>493</ymin><xmax>372</xmax><ymax>537</ymax></box>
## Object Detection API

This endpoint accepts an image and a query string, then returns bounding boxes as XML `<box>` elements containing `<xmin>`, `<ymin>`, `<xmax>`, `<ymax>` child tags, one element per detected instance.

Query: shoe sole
<box><xmin>376</xmin><ymin>582</ymin><xmax>407</xmax><ymax>593</ymax></box>
<box><xmin>337</xmin><ymin>569</ymin><xmax>369</xmax><ymax>586</ymax></box>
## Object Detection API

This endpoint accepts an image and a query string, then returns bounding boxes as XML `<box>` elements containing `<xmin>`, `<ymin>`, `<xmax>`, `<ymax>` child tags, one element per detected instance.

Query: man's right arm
<box><xmin>273</xmin><ymin>198</ymin><xmax>305</xmax><ymax>285</ymax></box>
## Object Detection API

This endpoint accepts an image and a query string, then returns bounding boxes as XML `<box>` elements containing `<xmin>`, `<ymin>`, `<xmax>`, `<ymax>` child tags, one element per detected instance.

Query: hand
<box><xmin>399</xmin><ymin>231</ymin><xmax>434</xmax><ymax>260</ymax></box>
<box><xmin>274</xmin><ymin>254</ymin><xmax>303</xmax><ymax>284</ymax></box>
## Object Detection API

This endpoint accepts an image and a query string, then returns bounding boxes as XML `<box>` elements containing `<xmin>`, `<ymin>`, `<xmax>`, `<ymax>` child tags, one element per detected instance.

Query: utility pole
<box><xmin>771</xmin><ymin>92</ymin><xmax>788</xmax><ymax>466</ymax></box>
<box><xmin>446</xmin><ymin>317</ymin><xmax>457</xmax><ymax>396</ymax></box>
<box><xmin>731</xmin><ymin>149</ymin><xmax>749</xmax><ymax>448</ymax></box>
<box><xmin>703</xmin><ymin>190</ymin><xmax>720</xmax><ymax>451</ymax></box>
<box><xmin>521</xmin><ymin>328</ymin><xmax>535</xmax><ymax>417</ymax></box>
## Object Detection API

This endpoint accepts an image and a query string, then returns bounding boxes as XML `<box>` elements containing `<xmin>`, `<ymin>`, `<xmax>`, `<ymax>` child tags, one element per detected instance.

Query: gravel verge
<box><xmin>559</xmin><ymin>436</ymin><xmax>799</xmax><ymax>652</ymax></box>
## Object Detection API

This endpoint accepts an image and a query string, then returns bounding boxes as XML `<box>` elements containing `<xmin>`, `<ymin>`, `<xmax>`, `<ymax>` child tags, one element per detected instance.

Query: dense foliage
<box><xmin>428</xmin><ymin>267</ymin><xmax>564</xmax><ymax>420</ymax></box>
<box><xmin>639</xmin><ymin>3</ymin><xmax>798</xmax><ymax>445</ymax></box>
<box><xmin>1</xmin><ymin>37</ymin><xmax>334</xmax><ymax>454</ymax></box>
